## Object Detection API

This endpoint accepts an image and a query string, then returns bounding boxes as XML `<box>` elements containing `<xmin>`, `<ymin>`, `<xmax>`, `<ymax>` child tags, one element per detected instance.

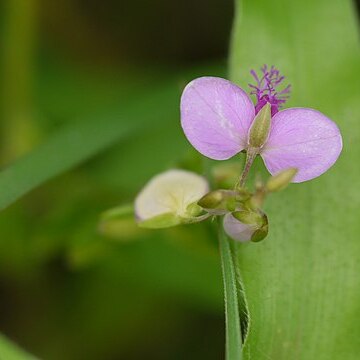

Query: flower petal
<box><xmin>180</xmin><ymin>77</ymin><xmax>255</xmax><ymax>160</ymax></box>
<box><xmin>223</xmin><ymin>213</ymin><xmax>257</xmax><ymax>242</ymax></box>
<box><xmin>135</xmin><ymin>169</ymin><xmax>209</xmax><ymax>221</ymax></box>
<box><xmin>261</xmin><ymin>108</ymin><xmax>342</xmax><ymax>182</ymax></box>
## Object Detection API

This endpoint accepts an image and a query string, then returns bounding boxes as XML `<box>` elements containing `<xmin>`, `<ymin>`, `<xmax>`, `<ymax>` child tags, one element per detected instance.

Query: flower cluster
<box><xmin>134</xmin><ymin>66</ymin><xmax>343</xmax><ymax>242</ymax></box>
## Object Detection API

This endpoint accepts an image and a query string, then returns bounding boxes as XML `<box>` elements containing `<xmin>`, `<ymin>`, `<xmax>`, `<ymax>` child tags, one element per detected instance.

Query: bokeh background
<box><xmin>0</xmin><ymin>1</ymin><xmax>359</xmax><ymax>360</ymax></box>
<box><xmin>0</xmin><ymin>0</ymin><xmax>233</xmax><ymax>359</ymax></box>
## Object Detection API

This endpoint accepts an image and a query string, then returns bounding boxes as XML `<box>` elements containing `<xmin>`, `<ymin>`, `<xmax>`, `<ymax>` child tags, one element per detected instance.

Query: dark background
<box><xmin>0</xmin><ymin>1</ymin><xmax>232</xmax><ymax>359</ymax></box>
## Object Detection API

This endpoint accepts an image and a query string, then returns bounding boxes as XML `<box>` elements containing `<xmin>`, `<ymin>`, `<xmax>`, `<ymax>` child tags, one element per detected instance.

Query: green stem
<box><xmin>218</xmin><ymin>218</ymin><xmax>242</xmax><ymax>360</ymax></box>
<box><xmin>186</xmin><ymin>213</ymin><xmax>212</xmax><ymax>224</ymax></box>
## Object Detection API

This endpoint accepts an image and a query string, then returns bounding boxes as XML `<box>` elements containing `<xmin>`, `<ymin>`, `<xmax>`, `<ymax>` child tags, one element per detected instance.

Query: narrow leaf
<box><xmin>0</xmin><ymin>333</ymin><xmax>38</xmax><ymax>360</ymax></box>
<box><xmin>218</xmin><ymin>219</ymin><xmax>242</xmax><ymax>360</ymax></box>
<box><xmin>0</xmin><ymin>82</ymin><xmax>179</xmax><ymax>210</ymax></box>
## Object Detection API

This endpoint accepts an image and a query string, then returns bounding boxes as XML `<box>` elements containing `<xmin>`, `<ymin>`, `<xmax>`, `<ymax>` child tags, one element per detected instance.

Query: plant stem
<box><xmin>218</xmin><ymin>218</ymin><xmax>242</xmax><ymax>360</ymax></box>
<box><xmin>236</xmin><ymin>148</ymin><xmax>258</xmax><ymax>189</ymax></box>
<box><xmin>186</xmin><ymin>213</ymin><xmax>212</xmax><ymax>224</ymax></box>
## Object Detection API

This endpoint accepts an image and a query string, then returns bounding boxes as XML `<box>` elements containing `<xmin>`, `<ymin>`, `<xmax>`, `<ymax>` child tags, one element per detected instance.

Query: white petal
<box><xmin>135</xmin><ymin>169</ymin><xmax>209</xmax><ymax>220</ymax></box>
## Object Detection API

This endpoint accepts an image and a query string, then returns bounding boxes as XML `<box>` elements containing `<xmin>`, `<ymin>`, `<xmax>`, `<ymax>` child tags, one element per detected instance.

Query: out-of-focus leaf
<box><xmin>0</xmin><ymin>63</ymin><xmax>225</xmax><ymax>211</ymax></box>
<box><xmin>98</xmin><ymin>204</ymin><xmax>142</xmax><ymax>239</ymax></box>
<box><xmin>0</xmin><ymin>333</ymin><xmax>38</xmax><ymax>360</ymax></box>
<box><xmin>0</xmin><ymin>81</ymin><xmax>178</xmax><ymax>211</ymax></box>
<box><xmin>230</xmin><ymin>0</ymin><xmax>360</xmax><ymax>359</ymax></box>
<box><xmin>100</xmin><ymin>204</ymin><xmax>134</xmax><ymax>221</ymax></box>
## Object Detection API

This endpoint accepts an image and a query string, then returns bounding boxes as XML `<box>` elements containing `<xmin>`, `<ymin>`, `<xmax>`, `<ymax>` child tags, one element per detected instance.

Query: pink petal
<box><xmin>261</xmin><ymin>108</ymin><xmax>342</xmax><ymax>182</ymax></box>
<box><xmin>180</xmin><ymin>77</ymin><xmax>255</xmax><ymax>160</ymax></box>
<box><xmin>223</xmin><ymin>213</ymin><xmax>256</xmax><ymax>242</ymax></box>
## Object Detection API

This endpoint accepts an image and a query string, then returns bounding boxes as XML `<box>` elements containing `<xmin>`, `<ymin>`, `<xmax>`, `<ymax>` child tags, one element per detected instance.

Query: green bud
<box><xmin>198</xmin><ymin>190</ymin><xmax>225</xmax><ymax>209</ymax></box>
<box><xmin>186</xmin><ymin>202</ymin><xmax>203</xmax><ymax>217</ymax></box>
<box><xmin>198</xmin><ymin>190</ymin><xmax>238</xmax><ymax>214</ymax></box>
<box><xmin>248</xmin><ymin>102</ymin><xmax>271</xmax><ymax>148</ymax></box>
<box><xmin>224</xmin><ymin>210</ymin><xmax>268</xmax><ymax>242</ymax></box>
<box><xmin>235</xmin><ymin>187</ymin><xmax>252</xmax><ymax>201</ymax></box>
<box><xmin>251</xmin><ymin>222</ymin><xmax>269</xmax><ymax>242</ymax></box>
<box><xmin>226</xmin><ymin>197</ymin><xmax>237</xmax><ymax>212</ymax></box>
<box><xmin>266</xmin><ymin>168</ymin><xmax>298</xmax><ymax>192</ymax></box>
<box><xmin>232</xmin><ymin>209</ymin><xmax>264</xmax><ymax>226</ymax></box>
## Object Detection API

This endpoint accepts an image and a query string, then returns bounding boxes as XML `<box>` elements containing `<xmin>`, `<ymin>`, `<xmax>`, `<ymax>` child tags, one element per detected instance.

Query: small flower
<box><xmin>223</xmin><ymin>210</ymin><xmax>268</xmax><ymax>242</ymax></box>
<box><xmin>135</xmin><ymin>169</ymin><xmax>209</xmax><ymax>228</ymax></box>
<box><xmin>180</xmin><ymin>67</ymin><xmax>343</xmax><ymax>183</ymax></box>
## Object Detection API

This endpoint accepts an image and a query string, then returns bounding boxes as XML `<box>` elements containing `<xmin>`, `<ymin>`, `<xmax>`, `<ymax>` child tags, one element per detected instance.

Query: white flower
<box><xmin>135</xmin><ymin>169</ymin><xmax>209</xmax><ymax>228</ymax></box>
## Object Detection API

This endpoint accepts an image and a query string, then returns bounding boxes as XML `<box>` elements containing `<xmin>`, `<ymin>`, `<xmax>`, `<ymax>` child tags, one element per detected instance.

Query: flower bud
<box><xmin>198</xmin><ymin>189</ymin><xmax>237</xmax><ymax>215</ymax></box>
<box><xmin>186</xmin><ymin>202</ymin><xmax>203</xmax><ymax>217</ymax></box>
<box><xmin>248</xmin><ymin>102</ymin><xmax>271</xmax><ymax>148</ymax></box>
<box><xmin>266</xmin><ymin>168</ymin><xmax>298</xmax><ymax>192</ymax></box>
<box><xmin>135</xmin><ymin>169</ymin><xmax>209</xmax><ymax>229</ymax></box>
<box><xmin>232</xmin><ymin>210</ymin><xmax>264</xmax><ymax>226</ymax></box>
<box><xmin>223</xmin><ymin>210</ymin><xmax>268</xmax><ymax>242</ymax></box>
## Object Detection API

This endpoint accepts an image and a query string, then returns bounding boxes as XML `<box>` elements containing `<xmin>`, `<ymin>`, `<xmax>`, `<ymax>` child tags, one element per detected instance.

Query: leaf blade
<box><xmin>0</xmin><ymin>333</ymin><xmax>38</xmax><ymax>360</ymax></box>
<box><xmin>229</xmin><ymin>0</ymin><xmax>360</xmax><ymax>359</ymax></box>
<box><xmin>0</xmin><ymin>82</ymin><xmax>179</xmax><ymax>210</ymax></box>
<box><xmin>218</xmin><ymin>219</ymin><xmax>242</xmax><ymax>360</ymax></box>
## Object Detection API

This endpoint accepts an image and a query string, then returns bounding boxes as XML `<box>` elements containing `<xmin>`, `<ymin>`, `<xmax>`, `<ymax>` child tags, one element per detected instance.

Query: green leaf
<box><xmin>230</xmin><ymin>0</ymin><xmax>360</xmax><ymax>358</ymax></box>
<box><xmin>218</xmin><ymin>219</ymin><xmax>242</xmax><ymax>360</ymax></box>
<box><xmin>0</xmin><ymin>333</ymin><xmax>38</xmax><ymax>360</ymax></box>
<box><xmin>0</xmin><ymin>63</ymin><xmax>225</xmax><ymax>211</ymax></box>
<box><xmin>98</xmin><ymin>204</ymin><xmax>143</xmax><ymax>240</ymax></box>
<box><xmin>0</xmin><ymin>81</ymin><xmax>179</xmax><ymax>211</ymax></box>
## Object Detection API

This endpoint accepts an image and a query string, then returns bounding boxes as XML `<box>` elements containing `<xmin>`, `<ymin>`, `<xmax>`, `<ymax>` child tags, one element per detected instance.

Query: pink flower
<box><xmin>180</xmin><ymin>67</ymin><xmax>342</xmax><ymax>183</ymax></box>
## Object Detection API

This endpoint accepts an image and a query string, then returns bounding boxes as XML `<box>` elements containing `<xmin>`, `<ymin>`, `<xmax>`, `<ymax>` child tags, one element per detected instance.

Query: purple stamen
<box><xmin>249</xmin><ymin>65</ymin><xmax>291</xmax><ymax>116</ymax></box>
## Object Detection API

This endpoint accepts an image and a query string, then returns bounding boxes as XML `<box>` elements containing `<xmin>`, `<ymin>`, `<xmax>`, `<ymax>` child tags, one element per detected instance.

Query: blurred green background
<box><xmin>0</xmin><ymin>0</ymin><xmax>359</xmax><ymax>359</ymax></box>
<box><xmin>0</xmin><ymin>0</ymin><xmax>233</xmax><ymax>359</ymax></box>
